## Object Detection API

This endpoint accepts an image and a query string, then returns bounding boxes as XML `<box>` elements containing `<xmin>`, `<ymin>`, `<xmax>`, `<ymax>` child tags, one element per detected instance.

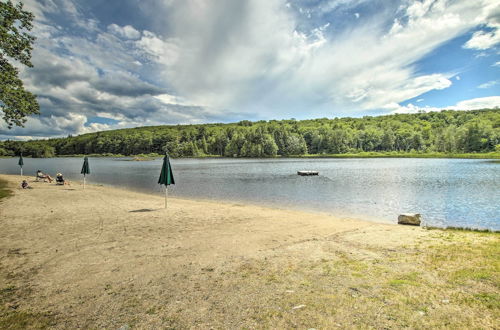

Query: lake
<box><xmin>1</xmin><ymin>157</ymin><xmax>499</xmax><ymax>230</ymax></box>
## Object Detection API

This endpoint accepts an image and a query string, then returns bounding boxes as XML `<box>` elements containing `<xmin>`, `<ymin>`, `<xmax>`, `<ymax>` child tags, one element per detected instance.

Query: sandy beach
<box><xmin>0</xmin><ymin>174</ymin><xmax>498</xmax><ymax>329</ymax></box>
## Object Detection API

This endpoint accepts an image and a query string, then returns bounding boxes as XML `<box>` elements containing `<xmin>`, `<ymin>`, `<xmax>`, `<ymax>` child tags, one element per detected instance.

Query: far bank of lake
<box><xmin>3</xmin><ymin>151</ymin><xmax>499</xmax><ymax>159</ymax></box>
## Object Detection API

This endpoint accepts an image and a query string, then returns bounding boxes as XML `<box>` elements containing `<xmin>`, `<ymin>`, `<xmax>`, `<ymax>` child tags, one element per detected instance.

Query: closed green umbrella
<box><xmin>18</xmin><ymin>154</ymin><xmax>24</xmax><ymax>177</ymax></box>
<box><xmin>158</xmin><ymin>153</ymin><xmax>175</xmax><ymax>208</ymax></box>
<box><xmin>81</xmin><ymin>156</ymin><xmax>90</xmax><ymax>189</ymax></box>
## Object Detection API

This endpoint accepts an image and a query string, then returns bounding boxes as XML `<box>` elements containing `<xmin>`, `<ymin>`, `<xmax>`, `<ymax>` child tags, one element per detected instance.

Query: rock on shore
<box><xmin>398</xmin><ymin>213</ymin><xmax>421</xmax><ymax>226</ymax></box>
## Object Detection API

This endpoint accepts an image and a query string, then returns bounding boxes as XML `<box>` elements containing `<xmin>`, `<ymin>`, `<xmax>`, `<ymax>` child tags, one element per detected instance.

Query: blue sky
<box><xmin>1</xmin><ymin>0</ymin><xmax>499</xmax><ymax>139</ymax></box>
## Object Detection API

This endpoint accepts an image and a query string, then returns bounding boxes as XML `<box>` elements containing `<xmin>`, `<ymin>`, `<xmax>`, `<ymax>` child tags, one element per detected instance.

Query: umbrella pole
<box><xmin>165</xmin><ymin>186</ymin><xmax>168</xmax><ymax>209</ymax></box>
<box><xmin>20</xmin><ymin>167</ymin><xmax>23</xmax><ymax>177</ymax></box>
<box><xmin>83</xmin><ymin>175</ymin><xmax>86</xmax><ymax>189</ymax></box>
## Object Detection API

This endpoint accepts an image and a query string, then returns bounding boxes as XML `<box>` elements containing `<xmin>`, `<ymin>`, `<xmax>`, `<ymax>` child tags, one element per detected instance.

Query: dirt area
<box><xmin>0</xmin><ymin>174</ymin><xmax>498</xmax><ymax>329</ymax></box>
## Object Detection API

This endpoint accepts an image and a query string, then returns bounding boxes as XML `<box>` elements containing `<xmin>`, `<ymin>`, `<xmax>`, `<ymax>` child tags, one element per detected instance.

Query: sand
<box><xmin>0</xmin><ymin>174</ymin><xmax>436</xmax><ymax>328</ymax></box>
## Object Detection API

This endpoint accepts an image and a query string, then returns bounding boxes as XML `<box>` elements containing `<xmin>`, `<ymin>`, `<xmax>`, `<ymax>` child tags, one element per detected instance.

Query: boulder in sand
<box><xmin>398</xmin><ymin>213</ymin><xmax>421</xmax><ymax>226</ymax></box>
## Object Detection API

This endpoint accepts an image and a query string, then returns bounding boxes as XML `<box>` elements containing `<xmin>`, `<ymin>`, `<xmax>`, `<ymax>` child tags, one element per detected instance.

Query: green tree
<box><xmin>1</xmin><ymin>0</ymin><xmax>40</xmax><ymax>128</ymax></box>
<box><xmin>262</xmin><ymin>133</ymin><xmax>278</xmax><ymax>156</ymax></box>
<box><xmin>225</xmin><ymin>132</ymin><xmax>246</xmax><ymax>157</ymax></box>
<box><xmin>381</xmin><ymin>129</ymin><xmax>395</xmax><ymax>151</ymax></box>
<box><xmin>281</xmin><ymin>133</ymin><xmax>307</xmax><ymax>155</ymax></box>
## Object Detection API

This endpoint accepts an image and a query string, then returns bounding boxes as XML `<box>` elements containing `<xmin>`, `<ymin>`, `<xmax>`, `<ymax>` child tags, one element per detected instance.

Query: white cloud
<box><xmin>0</xmin><ymin>112</ymin><xmax>95</xmax><ymax>138</ymax></box>
<box><xmin>391</xmin><ymin>96</ymin><xmax>500</xmax><ymax>114</ymax></box>
<box><xmin>135</xmin><ymin>31</ymin><xmax>179</xmax><ymax>64</ymax></box>
<box><xmin>493</xmin><ymin>61</ymin><xmax>500</xmax><ymax>67</ymax></box>
<box><xmin>455</xmin><ymin>75</ymin><xmax>461</xmax><ymax>80</ymax></box>
<box><xmin>453</xmin><ymin>96</ymin><xmax>500</xmax><ymax>110</ymax></box>
<box><xmin>154</xmin><ymin>94</ymin><xmax>197</xmax><ymax>107</ymax></box>
<box><xmin>478</xmin><ymin>80</ymin><xmax>499</xmax><ymax>89</ymax></box>
<box><xmin>464</xmin><ymin>29</ymin><xmax>500</xmax><ymax>50</ymax></box>
<box><xmin>107</xmin><ymin>24</ymin><xmax>141</xmax><ymax>40</ymax></box>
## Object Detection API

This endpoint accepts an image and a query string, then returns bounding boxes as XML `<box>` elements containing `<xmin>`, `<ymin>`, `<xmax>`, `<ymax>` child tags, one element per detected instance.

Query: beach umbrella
<box><xmin>18</xmin><ymin>154</ymin><xmax>24</xmax><ymax>177</ymax></box>
<box><xmin>158</xmin><ymin>153</ymin><xmax>175</xmax><ymax>208</ymax></box>
<box><xmin>81</xmin><ymin>156</ymin><xmax>90</xmax><ymax>189</ymax></box>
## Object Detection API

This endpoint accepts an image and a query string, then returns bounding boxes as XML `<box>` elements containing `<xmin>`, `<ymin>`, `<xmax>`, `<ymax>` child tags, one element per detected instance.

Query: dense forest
<box><xmin>1</xmin><ymin>109</ymin><xmax>499</xmax><ymax>158</ymax></box>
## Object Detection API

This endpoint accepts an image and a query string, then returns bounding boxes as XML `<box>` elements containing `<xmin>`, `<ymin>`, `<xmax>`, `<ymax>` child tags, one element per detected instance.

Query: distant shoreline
<box><xmin>1</xmin><ymin>151</ymin><xmax>499</xmax><ymax>159</ymax></box>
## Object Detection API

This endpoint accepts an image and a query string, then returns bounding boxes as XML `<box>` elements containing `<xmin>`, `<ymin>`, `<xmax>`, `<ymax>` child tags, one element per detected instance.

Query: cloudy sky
<box><xmin>2</xmin><ymin>0</ymin><xmax>500</xmax><ymax>140</ymax></box>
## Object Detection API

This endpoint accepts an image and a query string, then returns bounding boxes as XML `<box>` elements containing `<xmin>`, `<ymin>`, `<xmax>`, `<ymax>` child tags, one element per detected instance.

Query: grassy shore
<box><xmin>2</xmin><ymin>151</ymin><xmax>500</xmax><ymax>159</ymax></box>
<box><xmin>298</xmin><ymin>151</ymin><xmax>500</xmax><ymax>159</ymax></box>
<box><xmin>0</xmin><ymin>174</ymin><xmax>498</xmax><ymax>328</ymax></box>
<box><xmin>0</xmin><ymin>178</ymin><xmax>11</xmax><ymax>201</ymax></box>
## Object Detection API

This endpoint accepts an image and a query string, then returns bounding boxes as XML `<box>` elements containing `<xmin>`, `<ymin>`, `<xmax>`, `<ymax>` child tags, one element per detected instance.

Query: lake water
<box><xmin>1</xmin><ymin>157</ymin><xmax>499</xmax><ymax>230</ymax></box>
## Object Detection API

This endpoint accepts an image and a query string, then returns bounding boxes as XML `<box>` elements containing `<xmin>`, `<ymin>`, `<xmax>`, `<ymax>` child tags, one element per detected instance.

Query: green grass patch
<box><xmin>0</xmin><ymin>178</ymin><xmax>12</xmax><ymax>201</ymax></box>
<box><xmin>388</xmin><ymin>279</ymin><xmax>413</xmax><ymax>287</ymax></box>
<box><xmin>0</xmin><ymin>310</ymin><xmax>54</xmax><ymax>330</ymax></box>
<box><xmin>238</xmin><ymin>230</ymin><xmax>499</xmax><ymax>329</ymax></box>
<box><xmin>425</xmin><ymin>226</ymin><xmax>498</xmax><ymax>233</ymax></box>
<box><xmin>297</xmin><ymin>151</ymin><xmax>500</xmax><ymax>159</ymax></box>
<box><xmin>0</xmin><ymin>286</ymin><xmax>55</xmax><ymax>329</ymax></box>
<box><xmin>388</xmin><ymin>272</ymin><xmax>422</xmax><ymax>287</ymax></box>
<box><xmin>2</xmin><ymin>151</ymin><xmax>500</xmax><ymax>159</ymax></box>
<box><xmin>452</xmin><ymin>269</ymin><xmax>493</xmax><ymax>282</ymax></box>
<box><xmin>472</xmin><ymin>292</ymin><xmax>500</xmax><ymax>310</ymax></box>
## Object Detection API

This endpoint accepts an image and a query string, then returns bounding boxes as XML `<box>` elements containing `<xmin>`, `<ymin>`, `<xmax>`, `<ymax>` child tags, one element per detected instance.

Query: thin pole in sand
<box><xmin>18</xmin><ymin>154</ymin><xmax>24</xmax><ymax>177</ymax></box>
<box><xmin>158</xmin><ymin>153</ymin><xmax>174</xmax><ymax>209</ymax></box>
<box><xmin>165</xmin><ymin>186</ymin><xmax>168</xmax><ymax>209</ymax></box>
<box><xmin>81</xmin><ymin>156</ymin><xmax>90</xmax><ymax>190</ymax></box>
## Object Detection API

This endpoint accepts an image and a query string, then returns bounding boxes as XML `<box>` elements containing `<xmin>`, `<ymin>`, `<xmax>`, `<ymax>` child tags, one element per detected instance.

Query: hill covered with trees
<box><xmin>1</xmin><ymin>109</ymin><xmax>499</xmax><ymax>158</ymax></box>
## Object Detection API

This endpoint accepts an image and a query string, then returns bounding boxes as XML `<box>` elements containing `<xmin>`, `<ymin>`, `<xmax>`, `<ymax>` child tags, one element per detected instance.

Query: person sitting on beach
<box><xmin>56</xmin><ymin>173</ymin><xmax>69</xmax><ymax>185</ymax></box>
<box><xmin>21</xmin><ymin>180</ymin><xmax>32</xmax><ymax>189</ymax></box>
<box><xmin>36</xmin><ymin>170</ymin><xmax>53</xmax><ymax>183</ymax></box>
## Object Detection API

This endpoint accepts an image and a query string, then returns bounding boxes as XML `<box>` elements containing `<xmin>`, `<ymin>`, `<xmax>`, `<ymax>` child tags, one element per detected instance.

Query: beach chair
<box><xmin>56</xmin><ymin>174</ymin><xmax>65</xmax><ymax>185</ymax></box>
<box><xmin>35</xmin><ymin>171</ymin><xmax>53</xmax><ymax>183</ymax></box>
<box><xmin>35</xmin><ymin>173</ymin><xmax>47</xmax><ymax>182</ymax></box>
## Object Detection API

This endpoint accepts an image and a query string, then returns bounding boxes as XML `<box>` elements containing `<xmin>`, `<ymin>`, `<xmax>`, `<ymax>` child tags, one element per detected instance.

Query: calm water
<box><xmin>1</xmin><ymin>157</ymin><xmax>499</xmax><ymax>230</ymax></box>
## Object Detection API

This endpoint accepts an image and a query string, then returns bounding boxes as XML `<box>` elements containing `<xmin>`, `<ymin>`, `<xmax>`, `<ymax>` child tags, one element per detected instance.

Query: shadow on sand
<box><xmin>129</xmin><ymin>208</ymin><xmax>158</xmax><ymax>213</ymax></box>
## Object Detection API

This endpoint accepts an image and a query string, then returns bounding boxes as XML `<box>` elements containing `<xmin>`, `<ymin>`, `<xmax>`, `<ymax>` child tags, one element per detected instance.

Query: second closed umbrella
<box><xmin>81</xmin><ymin>156</ymin><xmax>90</xmax><ymax>189</ymax></box>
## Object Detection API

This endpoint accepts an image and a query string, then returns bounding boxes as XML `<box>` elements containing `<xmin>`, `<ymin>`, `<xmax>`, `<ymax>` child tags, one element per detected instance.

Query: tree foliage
<box><xmin>1</xmin><ymin>109</ymin><xmax>499</xmax><ymax>158</ymax></box>
<box><xmin>0</xmin><ymin>0</ymin><xmax>39</xmax><ymax>128</ymax></box>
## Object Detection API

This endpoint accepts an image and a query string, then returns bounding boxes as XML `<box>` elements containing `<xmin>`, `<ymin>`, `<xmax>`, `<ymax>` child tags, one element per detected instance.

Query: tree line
<box><xmin>1</xmin><ymin>109</ymin><xmax>499</xmax><ymax>158</ymax></box>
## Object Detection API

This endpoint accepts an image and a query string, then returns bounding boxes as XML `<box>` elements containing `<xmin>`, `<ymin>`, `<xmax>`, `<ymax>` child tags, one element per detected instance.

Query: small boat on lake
<box><xmin>297</xmin><ymin>171</ymin><xmax>319</xmax><ymax>176</ymax></box>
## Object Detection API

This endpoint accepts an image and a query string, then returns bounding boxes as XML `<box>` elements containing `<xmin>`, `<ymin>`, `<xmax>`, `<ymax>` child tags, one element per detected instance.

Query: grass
<box><xmin>425</xmin><ymin>226</ymin><xmax>498</xmax><ymax>233</ymax></box>
<box><xmin>0</xmin><ymin>178</ymin><xmax>12</xmax><ymax>201</ymax></box>
<box><xmin>2</xmin><ymin>151</ymin><xmax>500</xmax><ymax>159</ymax></box>
<box><xmin>0</xmin><ymin>230</ymin><xmax>498</xmax><ymax>328</ymax></box>
<box><xmin>298</xmin><ymin>151</ymin><xmax>500</xmax><ymax>159</ymax></box>
<box><xmin>0</xmin><ymin>286</ymin><xmax>55</xmax><ymax>329</ymax></box>
<box><xmin>219</xmin><ymin>230</ymin><xmax>500</xmax><ymax>329</ymax></box>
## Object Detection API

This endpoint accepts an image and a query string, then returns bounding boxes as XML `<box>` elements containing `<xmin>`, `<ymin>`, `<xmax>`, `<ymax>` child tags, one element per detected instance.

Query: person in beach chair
<box><xmin>55</xmin><ymin>173</ymin><xmax>69</xmax><ymax>185</ymax></box>
<box><xmin>36</xmin><ymin>170</ymin><xmax>53</xmax><ymax>183</ymax></box>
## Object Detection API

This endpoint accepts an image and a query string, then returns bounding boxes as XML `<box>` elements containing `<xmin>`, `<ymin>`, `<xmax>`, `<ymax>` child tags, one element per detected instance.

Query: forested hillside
<box><xmin>1</xmin><ymin>109</ymin><xmax>499</xmax><ymax>158</ymax></box>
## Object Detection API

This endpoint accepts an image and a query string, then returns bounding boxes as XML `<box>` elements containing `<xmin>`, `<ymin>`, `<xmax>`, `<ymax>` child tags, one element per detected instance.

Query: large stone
<box><xmin>398</xmin><ymin>213</ymin><xmax>421</xmax><ymax>226</ymax></box>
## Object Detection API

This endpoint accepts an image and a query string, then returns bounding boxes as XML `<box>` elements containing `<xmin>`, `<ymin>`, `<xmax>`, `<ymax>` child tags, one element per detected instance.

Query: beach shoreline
<box><xmin>0</xmin><ymin>174</ymin><xmax>498</xmax><ymax>328</ymax></box>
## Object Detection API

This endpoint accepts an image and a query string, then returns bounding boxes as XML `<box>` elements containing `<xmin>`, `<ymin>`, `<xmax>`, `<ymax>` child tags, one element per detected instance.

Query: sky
<box><xmin>1</xmin><ymin>0</ymin><xmax>499</xmax><ymax>140</ymax></box>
